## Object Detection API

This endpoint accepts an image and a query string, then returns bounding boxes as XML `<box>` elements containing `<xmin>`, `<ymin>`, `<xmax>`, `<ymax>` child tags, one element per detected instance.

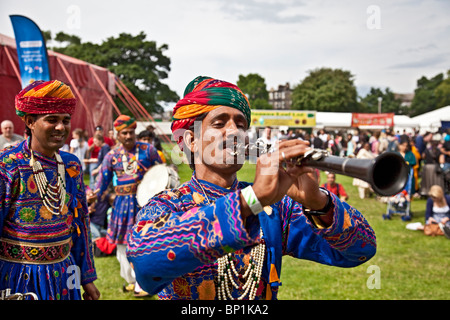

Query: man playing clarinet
<box><xmin>127</xmin><ymin>76</ymin><xmax>376</xmax><ymax>300</ymax></box>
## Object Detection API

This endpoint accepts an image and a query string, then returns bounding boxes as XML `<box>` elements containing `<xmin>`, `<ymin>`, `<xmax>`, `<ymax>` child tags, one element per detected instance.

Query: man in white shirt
<box><xmin>0</xmin><ymin>120</ymin><xmax>24</xmax><ymax>149</ymax></box>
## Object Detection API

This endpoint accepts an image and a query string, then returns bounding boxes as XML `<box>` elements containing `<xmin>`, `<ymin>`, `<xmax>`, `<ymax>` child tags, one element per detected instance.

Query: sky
<box><xmin>1</xmin><ymin>0</ymin><xmax>450</xmax><ymax>100</ymax></box>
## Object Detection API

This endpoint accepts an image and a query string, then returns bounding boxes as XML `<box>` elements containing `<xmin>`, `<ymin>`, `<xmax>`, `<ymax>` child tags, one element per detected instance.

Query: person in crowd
<box><xmin>87</xmin><ymin>185</ymin><xmax>113</xmax><ymax>241</ymax></box>
<box><xmin>321</xmin><ymin>172</ymin><xmax>348</xmax><ymax>201</ymax></box>
<box><xmin>398</xmin><ymin>135</ymin><xmax>417</xmax><ymax>195</ymax></box>
<box><xmin>423</xmin><ymin>185</ymin><xmax>450</xmax><ymax>238</ymax></box>
<box><xmin>377</xmin><ymin>130</ymin><xmax>389</xmax><ymax>154</ymax></box>
<box><xmin>260</xmin><ymin>126</ymin><xmax>278</xmax><ymax>150</ymax></box>
<box><xmin>353</xmin><ymin>142</ymin><xmax>375</xmax><ymax>199</ymax></box>
<box><xmin>420</xmin><ymin>138</ymin><xmax>445</xmax><ymax>195</ymax></box>
<box><xmin>318</xmin><ymin>129</ymin><xmax>328</xmax><ymax>145</ymax></box>
<box><xmin>0</xmin><ymin>120</ymin><xmax>25</xmax><ymax>150</ymax></box>
<box><xmin>126</xmin><ymin>76</ymin><xmax>376</xmax><ymax>300</ymax></box>
<box><xmin>145</xmin><ymin>124</ymin><xmax>162</xmax><ymax>151</ymax></box>
<box><xmin>69</xmin><ymin>128</ymin><xmax>88</xmax><ymax>172</ymax></box>
<box><xmin>87</xmin><ymin>125</ymin><xmax>115</xmax><ymax>188</ymax></box>
<box><xmin>138</xmin><ymin>130</ymin><xmax>166</xmax><ymax>163</ymax></box>
<box><xmin>333</xmin><ymin>132</ymin><xmax>343</xmax><ymax>156</ymax></box>
<box><xmin>107</xmin><ymin>129</ymin><xmax>117</xmax><ymax>147</ymax></box>
<box><xmin>346</xmin><ymin>133</ymin><xmax>355</xmax><ymax>157</ymax></box>
<box><xmin>312</xmin><ymin>131</ymin><xmax>324</xmax><ymax>149</ymax></box>
<box><xmin>386</xmin><ymin>130</ymin><xmax>399</xmax><ymax>152</ymax></box>
<box><xmin>410</xmin><ymin>138</ymin><xmax>422</xmax><ymax>195</ymax></box>
<box><xmin>89</xmin><ymin>134</ymin><xmax>111</xmax><ymax>178</ymax></box>
<box><xmin>94</xmin><ymin>115</ymin><xmax>161</xmax><ymax>296</ymax></box>
<box><xmin>440</xmin><ymin>136</ymin><xmax>450</xmax><ymax>172</ymax></box>
<box><xmin>370</xmin><ymin>131</ymin><xmax>380</xmax><ymax>156</ymax></box>
<box><xmin>415</xmin><ymin>131</ymin><xmax>433</xmax><ymax>155</ymax></box>
<box><xmin>0</xmin><ymin>80</ymin><xmax>99</xmax><ymax>300</ymax></box>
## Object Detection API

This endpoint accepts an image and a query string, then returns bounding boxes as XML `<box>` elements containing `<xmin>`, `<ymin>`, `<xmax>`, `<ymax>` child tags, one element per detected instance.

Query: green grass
<box><xmin>90</xmin><ymin>163</ymin><xmax>450</xmax><ymax>300</ymax></box>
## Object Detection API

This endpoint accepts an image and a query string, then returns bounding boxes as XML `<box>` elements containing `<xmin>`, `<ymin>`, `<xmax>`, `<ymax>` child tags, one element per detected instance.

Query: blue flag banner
<box><xmin>9</xmin><ymin>15</ymin><xmax>50</xmax><ymax>88</ymax></box>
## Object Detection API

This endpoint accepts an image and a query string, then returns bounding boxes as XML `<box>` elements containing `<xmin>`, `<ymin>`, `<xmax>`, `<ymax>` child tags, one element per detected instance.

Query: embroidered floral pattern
<box><xmin>173</xmin><ymin>277</ymin><xmax>191</xmax><ymax>298</ymax></box>
<box><xmin>19</xmin><ymin>207</ymin><xmax>36</xmax><ymax>222</ymax></box>
<box><xmin>198</xmin><ymin>280</ymin><xmax>216</xmax><ymax>300</ymax></box>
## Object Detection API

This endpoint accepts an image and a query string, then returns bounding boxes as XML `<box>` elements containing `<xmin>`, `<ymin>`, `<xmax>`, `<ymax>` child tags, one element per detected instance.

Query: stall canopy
<box><xmin>411</xmin><ymin>105</ymin><xmax>450</xmax><ymax>133</ymax></box>
<box><xmin>1</xmin><ymin>33</ymin><xmax>116</xmax><ymax>137</ymax></box>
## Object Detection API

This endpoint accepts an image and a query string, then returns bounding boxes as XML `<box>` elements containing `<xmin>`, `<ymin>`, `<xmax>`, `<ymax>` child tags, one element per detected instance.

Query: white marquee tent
<box><xmin>411</xmin><ymin>105</ymin><xmax>450</xmax><ymax>133</ymax></box>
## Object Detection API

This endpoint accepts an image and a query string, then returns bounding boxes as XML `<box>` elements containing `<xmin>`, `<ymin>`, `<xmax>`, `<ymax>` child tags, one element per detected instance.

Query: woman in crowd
<box><xmin>397</xmin><ymin>135</ymin><xmax>417</xmax><ymax>195</ymax></box>
<box><xmin>424</xmin><ymin>185</ymin><xmax>450</xmax><ymax>238</ymax></box>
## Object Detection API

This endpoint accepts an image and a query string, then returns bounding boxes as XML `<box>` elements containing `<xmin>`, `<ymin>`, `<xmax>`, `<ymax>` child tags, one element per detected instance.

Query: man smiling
<box><xmin>0</xmin><ymin>120</ymin><xmax>24</xmax><ymax>150</ymax></box>
<box><xmin>0</xmin><ymin>80</ymin><xmax>99</xmax><ymax>300</ymax></box>
<box><xmin>127</xmin><ymin>76</ymin><xmax>377</xmax><ymax>300</ymax></box>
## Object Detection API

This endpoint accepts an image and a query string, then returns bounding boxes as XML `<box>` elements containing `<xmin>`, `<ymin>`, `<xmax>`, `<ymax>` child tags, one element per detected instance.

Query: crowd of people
<box><xmin>261</xmin><ymin>126</ymin><xmax>450</xmax><ymax>194</ymax></box>
<box><xmin>257</xmin><ymin>125</ymin><xmax>450</xmax><ymax>238</ymax></box>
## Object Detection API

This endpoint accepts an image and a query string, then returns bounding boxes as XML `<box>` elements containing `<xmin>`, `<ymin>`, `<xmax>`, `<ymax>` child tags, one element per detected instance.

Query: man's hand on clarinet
<box><xmin>253</xmin><ymin>139</ymin><xmax>327</xmax><ymax>205</ymax></box>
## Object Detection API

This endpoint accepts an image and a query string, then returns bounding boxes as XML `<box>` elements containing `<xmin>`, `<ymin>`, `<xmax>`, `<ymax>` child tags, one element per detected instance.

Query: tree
<box><xmin>46</xmin><ymin>31</ymin><xmax>179</xmax><ymax>115</ymax></box>
<box><xmin>237</xmin><ymin>73</ymin><xmax>272</xmax><ymax>109</ymax></box>
<box><xmin>409</xmin><ymin>73</ymin><xmax>443</xmax><ymax>117</ymax></box>
<box><xmin>359</xmin><ymin>87</ymin><xmax>404</xmax><ymax>114</ymax></box>
<box><xmin>291</xmin><ymin>68</ymin><xmax>358</xmax><ymax>112</ymax></box>
<box><xmin>435</xmin><ymin>70</ymin><xmax>450</xmax><ymax>109</ymax></box>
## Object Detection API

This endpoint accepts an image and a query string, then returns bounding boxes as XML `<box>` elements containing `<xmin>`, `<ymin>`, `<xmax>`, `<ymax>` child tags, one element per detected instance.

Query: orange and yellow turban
<box><xmin>171</xmin><ymin>76</ymin><xmax>251</xmax><ymax>150</ymax></box>
<box><xmin>114</xmin><ymin>115</ymin><xmax>137</xmax><ymax>131</ymax></box>
<box><xmin>15</xmin><ymin>80</ymin><xmax>77</xmax><ymax>118</ymax></box>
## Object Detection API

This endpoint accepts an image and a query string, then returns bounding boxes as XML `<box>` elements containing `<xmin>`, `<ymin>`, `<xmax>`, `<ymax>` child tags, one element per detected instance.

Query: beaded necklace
<box><xmin>196</xmin><ymin>178</ymin><xmax>266</xmax><ymax>300</ymax></box>
<box><xmin>122</xmin><ymin>147</ymin><xmax>139</xmax><ymax>175</ymax></box>
<box><xmin>217</xmin><ymin>229</ymin><xmax>266</xmax><ymax>300</ymax></box>
<box><xmin>29</xmin><ymin>149</ymin><xmax>66</xmax><ymax>215</ymax></box>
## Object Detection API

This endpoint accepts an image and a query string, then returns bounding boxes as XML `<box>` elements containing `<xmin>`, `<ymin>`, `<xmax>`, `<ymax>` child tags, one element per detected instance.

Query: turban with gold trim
<box><xmin>114</xmin><ymin>115</ymin><xmax>137</xmax><ymax>131</ymax></box>
<box><xmin>15</xmin><ymin>80</ymin><xmax>77</xmax><ymax>118</ymax></box>
<box><xmin>171</xmin><ymin>76</ymin><xmax>251</xmax><ymax>150</ymax></box>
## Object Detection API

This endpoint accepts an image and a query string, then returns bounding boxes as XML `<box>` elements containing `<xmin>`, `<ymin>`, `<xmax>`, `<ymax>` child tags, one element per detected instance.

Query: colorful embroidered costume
<box><xmin>95</xmin><ymin>142</ymin><xmax>161</xmax><ymax>245</ymax></box>
<box><xmin>0</xmin><ymin>140</ymin><xmax>96</xmax><ymax>300</ymax></box>
<box><xmin>127</xmin><ymin>75</ymin><xmax>376</xmax><ymax>300</ymax></box>
<box><xmin>127</xmin><ymin>174</ymin><xmax>377</xmax><ymax>300</ymax></box>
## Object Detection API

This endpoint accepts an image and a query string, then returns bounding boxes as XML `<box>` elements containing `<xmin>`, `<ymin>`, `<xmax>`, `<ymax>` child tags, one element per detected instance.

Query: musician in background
<box><xmin>127</xmin><ymin>76</ymin><xmax>376</xmax><ymax>300</ymax></box>
<box><xmin>95</xmin><ymin>115</ymin><xmax>161</xmax><ymax>296</ymax></box>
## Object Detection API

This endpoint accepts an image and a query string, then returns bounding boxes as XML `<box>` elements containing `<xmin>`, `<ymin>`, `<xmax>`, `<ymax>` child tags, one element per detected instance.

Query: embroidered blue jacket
<box><xmin>127</xmin><ymin>174</ymin><xmax>376</xmax><ymax>300</ymax></box>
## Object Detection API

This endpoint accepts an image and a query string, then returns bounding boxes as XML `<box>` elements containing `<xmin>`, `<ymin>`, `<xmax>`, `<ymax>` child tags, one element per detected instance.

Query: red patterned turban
<box><xmin>171</xmin><ymin>76</ymin><xmax>251</xmax><ymax>151</ymax></box>
<box><xmin>15</xmin><ymin>80</ymin><xmax>77</xmax><ymax>118</ymax></box>
<box><xmin>114</xmin><ymin>115</ymin><xmax>137</xmax><ymax>132</ymax></box>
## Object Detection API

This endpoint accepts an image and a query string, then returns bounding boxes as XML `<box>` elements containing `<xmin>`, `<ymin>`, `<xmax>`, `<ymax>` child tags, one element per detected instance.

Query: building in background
<box><xmin>269</xmin><ymin>83</ymin><xmax>292</xmax><ymax>110</ymax></box>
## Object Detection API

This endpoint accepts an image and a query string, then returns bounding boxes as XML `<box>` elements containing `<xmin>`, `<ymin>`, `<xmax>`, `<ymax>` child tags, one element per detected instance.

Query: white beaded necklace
<box><xmin>217</xmin><ymin>229</ymin><xmax>266</xmax><ymax>300</ymax></box>
<box><xmin>29</xmin><ymin>149</ymin><xmax>66</xmax><ymax>215</ymax></box>
<box><xmin>122</xmin><ymin>148</ymin><xmax>138</xmax><ymax>175</ymax></box>
<box><xmin>196</xmin><ymin>179</ymin><xmax>266</xmax><ymax>300</ymax></box>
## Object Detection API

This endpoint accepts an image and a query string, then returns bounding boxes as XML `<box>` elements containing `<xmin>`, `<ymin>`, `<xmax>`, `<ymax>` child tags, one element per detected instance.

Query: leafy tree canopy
<box><xmin>359</xmin><ymin>87</ymin><xmax>404</xmax><ymax>114</ymax></box>
<box><xmin>435</xmin><ymin>70</ymin><xmax>450</xmax><ymax>110</ymax></box>
<box><xmin>45</xmin><ymin>31</ymin><xmax>179</xmax><ymax>115</ymax></box>
<box><xmin>409</xmin><ymin>72</ymin><xmax>444</xmax><ymax>117</ymax></box>
<box><xmin>237</xmin><ymin>73</ymin><xmax>272</xmax><ymax>109</ymax></box>
<box><xmin>291</xmin><ymin>67</ymin><xmax>358</xmax><ymax>112</ymax></box>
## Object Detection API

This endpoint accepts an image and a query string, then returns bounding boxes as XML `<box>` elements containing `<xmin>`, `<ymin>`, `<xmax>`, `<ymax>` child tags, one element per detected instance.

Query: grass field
<box><xmin>90</xmin><ymin>162</ymin><xmax>450</xmax><ymax>300</ymax></box>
